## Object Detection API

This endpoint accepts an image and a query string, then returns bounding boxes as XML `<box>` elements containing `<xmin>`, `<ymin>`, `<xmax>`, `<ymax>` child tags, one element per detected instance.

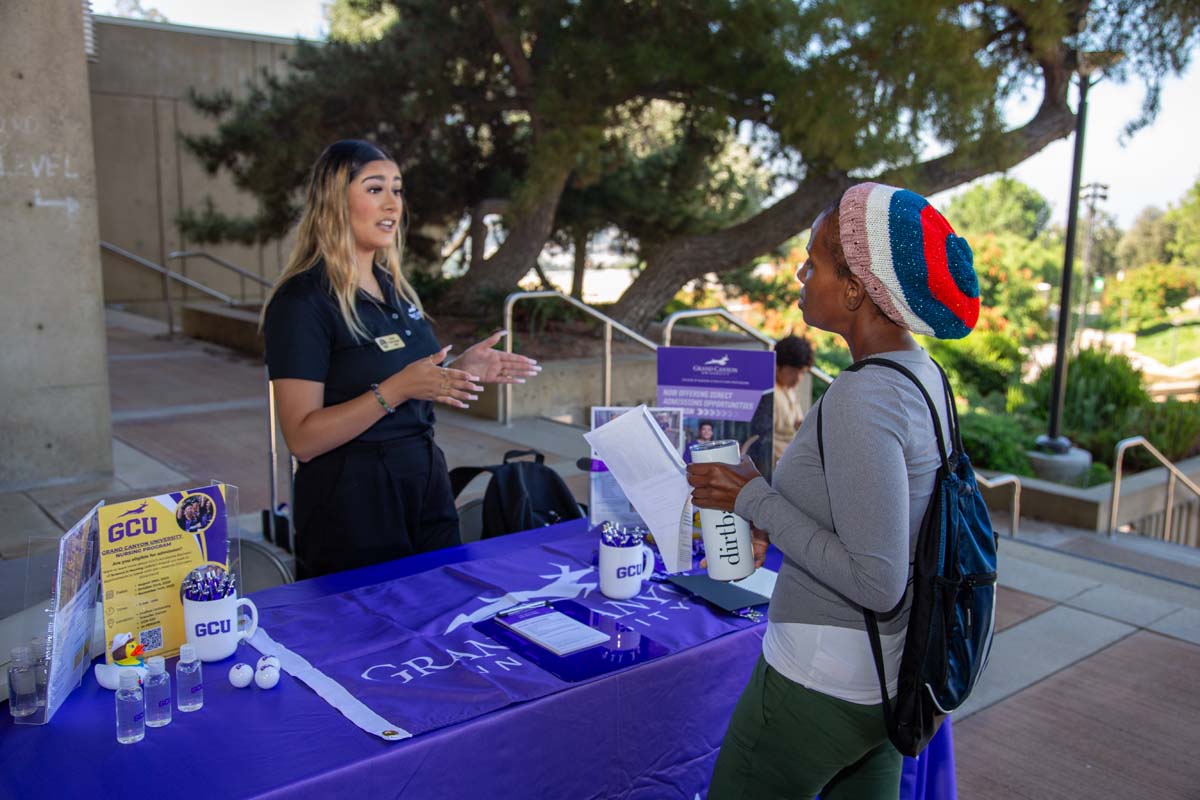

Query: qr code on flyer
<box><xmin>139</xmin><ymin>626</ymin><xmax>163</xmax><ymax>652</ymax></box>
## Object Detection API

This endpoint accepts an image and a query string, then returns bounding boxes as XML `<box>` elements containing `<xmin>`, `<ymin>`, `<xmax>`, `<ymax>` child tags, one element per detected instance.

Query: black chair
<box><xmin>237</xmin><ymin>539</ymin><xmax>295</xmax><ymax>594</ymax></box>
<box><xmin>457</xmin><ymin>498</ymin><xmax>486</xmax><ymax>544</ymax></box>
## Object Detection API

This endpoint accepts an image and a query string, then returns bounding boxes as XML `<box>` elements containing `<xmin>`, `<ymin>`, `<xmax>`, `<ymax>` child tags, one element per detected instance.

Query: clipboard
<box><xmin>474</xmin><ymin>599</ymin><xmax>669</xmax><ymax>682</ymax></box>
<box><xmin>493</xmin><ymin>602</ymin><xmax>611</xmax><ymax>656</ymax></box>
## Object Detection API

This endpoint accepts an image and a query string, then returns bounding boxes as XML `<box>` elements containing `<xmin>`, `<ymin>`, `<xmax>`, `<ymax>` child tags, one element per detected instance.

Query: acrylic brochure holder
<box><xmin>6</xmin><ymin>503</ymin><xmax>103</xmax><ymax>725</ymax></box>
<box><xmin>474</xmin><ymin>599</ymin><xmax>669</xmax><ymax>683</ymax></box>
<box><xmin>211</xmin><ymin>481</ymin><xmax>244</xmax><ymax>608</ymax></box>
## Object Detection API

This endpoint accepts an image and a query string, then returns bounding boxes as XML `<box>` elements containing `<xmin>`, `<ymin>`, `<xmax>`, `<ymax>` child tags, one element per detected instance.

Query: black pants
<box><xmin>292</xmin><ymin>434</ymin><xmax>461</xmax><ymax>579</ymax></box>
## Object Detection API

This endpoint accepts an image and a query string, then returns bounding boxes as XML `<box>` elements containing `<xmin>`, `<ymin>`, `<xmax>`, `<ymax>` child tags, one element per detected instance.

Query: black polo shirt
<box><xmin>263</xmin><ymin>262</ymin><xmax>440</xmax><ymax>442</ymax></box>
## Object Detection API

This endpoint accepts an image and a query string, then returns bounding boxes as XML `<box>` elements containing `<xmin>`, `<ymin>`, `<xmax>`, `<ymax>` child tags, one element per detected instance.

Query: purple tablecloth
<box><xmin>0</xmin><ymin>521</ymin><xmax>956</xmax><ymax>798</ymax></box>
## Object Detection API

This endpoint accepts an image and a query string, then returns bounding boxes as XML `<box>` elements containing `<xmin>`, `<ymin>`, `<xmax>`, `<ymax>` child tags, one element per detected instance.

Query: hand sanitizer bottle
<box><xmin>143</xmin><ymin>655</ymin><xmax>171</xmax><ymax>727</ymax></box>
<box><xmin>115</xmin><ymin>670</ymin><xmax>145</xmax><ymax>744</ymax></box>
<box><xmin>175</xmin><ymin>644</ymin><xmax>203</xmax><ymax>712</ymax></box>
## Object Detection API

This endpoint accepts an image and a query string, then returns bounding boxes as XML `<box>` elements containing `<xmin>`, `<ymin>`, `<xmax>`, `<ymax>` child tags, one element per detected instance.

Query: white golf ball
<box><xmin>256</xmin><ymin>655</ymin><xmax>280</xmax><ymax>672</ymax></box>
<box><xmin>228</xmin><ymin>663</ymin><xmax>254</xmax><ymax>688</ymax></box>
<box><xmin>254</xmin><ymin>665</ymin><xmax>280</xmax><ymax>690</ymax></box>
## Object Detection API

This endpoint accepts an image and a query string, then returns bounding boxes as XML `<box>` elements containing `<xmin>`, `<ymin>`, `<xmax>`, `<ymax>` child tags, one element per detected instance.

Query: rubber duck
<box><xmin>110</xmin><ymin>632</ymin><xmax>145</xmax><ymax>666</ymax></box>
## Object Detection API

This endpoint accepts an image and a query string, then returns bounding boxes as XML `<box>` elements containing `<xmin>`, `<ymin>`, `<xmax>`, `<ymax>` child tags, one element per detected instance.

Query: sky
<box><xmin>94</xmin><ymin>0</ymin><xmax>1200</xmax><ymax>230</ymax></box>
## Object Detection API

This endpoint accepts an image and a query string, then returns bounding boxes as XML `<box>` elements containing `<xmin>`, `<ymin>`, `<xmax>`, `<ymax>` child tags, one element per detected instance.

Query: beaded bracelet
<box><xmin>370</xmin><ymin>383</ymin><xmax>395</xmax><ymax>415</ymax></box>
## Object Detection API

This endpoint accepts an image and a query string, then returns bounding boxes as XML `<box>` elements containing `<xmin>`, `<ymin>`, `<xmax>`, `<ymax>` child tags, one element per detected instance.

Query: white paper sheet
<box><xmin>497</xmin><ymin>608</ymin><xmax>611</xmax><ymax>656</ymax></box>
<box><xmin>583</xmin><ymin>405</ymin><xmax>693</xmax><ymax>573</ymax></box>
<box><xmin>731</xmin><ymin>566</ymin><xmax>778</xmax><ymax>600</ymax></box>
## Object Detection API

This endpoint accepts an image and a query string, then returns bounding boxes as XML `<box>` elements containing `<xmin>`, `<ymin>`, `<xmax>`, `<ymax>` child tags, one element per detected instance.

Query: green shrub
<box><xmin>960</xmin><ymin>411</ymin><xmax>1037</xmax><ymax>476</ymax></box>
<box><xmin>925</xmin><ymin>332</ymin><xmax>1023</xmax><ymax>402</ymax></box>
<box><xmin>1129</xmin><ymin>398</ymin><xmax>1200</xmax><ymax>467</ymax></box>
<box><xmin>1027</xmin><ymin>348</ymin><xmax>1151</xmax><ymax>466</ymax></box>
<box><xmin>1085</xmin><ymin>462</ymin><xmax>1114</xmax><ymax>487</ymax></box>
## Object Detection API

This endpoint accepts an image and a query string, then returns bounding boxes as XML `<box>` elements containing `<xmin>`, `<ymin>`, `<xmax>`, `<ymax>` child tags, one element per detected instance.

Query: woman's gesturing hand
<box><xmin>686</xmin><ymin>455</ymin><xmax>762</xmax><ymax>512</ymax></box>
<box><xmin>452</xmin><ymin>329</ymin><xmax>542</xmax><ymax>384</ymax></box>
<box><xmin>391</xmin><ymin>345</ymin><xmax>484</xmax><ymax>409</ymax></box>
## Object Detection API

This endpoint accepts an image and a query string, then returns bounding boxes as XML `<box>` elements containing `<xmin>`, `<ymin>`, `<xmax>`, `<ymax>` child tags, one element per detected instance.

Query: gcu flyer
<box><xmin>97</xmin><ymin>485</ymin><xmax>230</xmax><ymax>662</ymax></box>
<box><xmin>656</xmin><ymin>346</ymin><xmax>776</xmax><ymax>480</ymax></box>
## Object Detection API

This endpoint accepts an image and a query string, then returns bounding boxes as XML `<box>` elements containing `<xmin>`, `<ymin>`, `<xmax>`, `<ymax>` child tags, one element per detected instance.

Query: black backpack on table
<box><xmin>449</xmin><ymin>449</ymin><xmax>585</xmax><ymax>539</ymax></box>
<box><xmin>817</xmin><ymin>357</ymin><xmax>999</xmax><ymax>757</ymax></box>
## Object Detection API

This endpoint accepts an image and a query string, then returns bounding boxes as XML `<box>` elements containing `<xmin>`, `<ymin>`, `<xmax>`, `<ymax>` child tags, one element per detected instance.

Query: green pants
<box><xmin>708</xmin><ymin>656</ymin><xmax>902</xmax><ymax>800</ymax></box>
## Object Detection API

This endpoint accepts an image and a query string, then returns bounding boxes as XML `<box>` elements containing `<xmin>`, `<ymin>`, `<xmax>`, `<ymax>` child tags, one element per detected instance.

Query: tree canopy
<box><xmin>946</xmin><ymin>177</ymin><xmax>1052</xmax><ymax>240</ymax></box>
<box><xmin>1118</xmin><ymin>206</ymin><xmax>1175</xmax><ymax>271</ymax></box>
<box><xmin>1166</xmin><ymin>175</ymin><xmax>1200</xmax><ymax>267</ymax></box>
<box><xmin>182</xmin><ymin>0</ymin><xmax>1200</xmax><ymax>330</ymax></box>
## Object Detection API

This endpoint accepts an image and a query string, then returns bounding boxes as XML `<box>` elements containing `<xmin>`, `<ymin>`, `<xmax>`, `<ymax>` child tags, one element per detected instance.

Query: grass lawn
<box><xmin>1134</xmin><ymin>320</ymin><xmax>1200</xmax><ymax>366</ymax></box>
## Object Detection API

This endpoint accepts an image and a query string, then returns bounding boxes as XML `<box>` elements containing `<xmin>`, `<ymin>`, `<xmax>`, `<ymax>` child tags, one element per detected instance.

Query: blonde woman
<box><xmin>263</xmin><ymin>140</ymin><xmax>540</xmax><ymax>578</ymax></box>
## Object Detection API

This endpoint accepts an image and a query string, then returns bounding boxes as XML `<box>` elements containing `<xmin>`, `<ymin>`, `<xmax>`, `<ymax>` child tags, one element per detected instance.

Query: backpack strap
<box><xmin>503</xmin><ymin>449</ymin><xmax>545</xmax><ymax>465</ymax></box>
<box><xmin>450</xmin><ymin>449</ymin><xmax>547</xmax><ymax>499</ymax></box>
<box><xmin>448</xmin><ymin>465</ymin><xmax>496</xmax><ymax>499</ymax></box>
<box><xmin>863</xmin><ymin>606</ymin><xmax>899</xmax><ymax>738</ymax></box>
<box><xmin>934</xmin><ymin>360</ymin><xmax>965</xmax><ymax>456</ymax></box>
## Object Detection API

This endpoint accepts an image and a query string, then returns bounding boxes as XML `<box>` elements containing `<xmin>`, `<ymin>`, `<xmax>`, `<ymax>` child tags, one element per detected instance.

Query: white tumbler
<box><xmin>690</xmin><ymin>440</ymin><xmax>755</xmax><ymax>581</ymax></box>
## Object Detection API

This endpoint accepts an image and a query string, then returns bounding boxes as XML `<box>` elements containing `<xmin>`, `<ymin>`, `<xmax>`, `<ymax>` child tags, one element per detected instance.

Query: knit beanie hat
<box><xmin>838</xmin><ymin>182</ymin><xmax>979</xmax><ymax>339</ymax></box>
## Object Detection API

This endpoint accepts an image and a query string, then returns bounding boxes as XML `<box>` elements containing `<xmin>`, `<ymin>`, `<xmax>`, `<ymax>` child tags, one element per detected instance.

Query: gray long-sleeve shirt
<box><xmin>734</xmin><ymin>348</ymin><xmax>949</xmax><ymax>636</ymax></box>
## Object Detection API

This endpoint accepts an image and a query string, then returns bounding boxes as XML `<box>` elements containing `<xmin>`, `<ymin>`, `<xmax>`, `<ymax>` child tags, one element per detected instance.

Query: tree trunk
<box><xmin>571</xmin><ymin>229</ymin><xmax>587</xmax><ymax>299</ymax></box>
<box><xmin>611</xmin><ymin>62</ymin><xmax>1077</xmax><ymax>332</ymax></box>
<box><xmin>610</xmin><ymin>173</ymin><xmax>853</xmax><ymax>330</ymax></box>
<box><xmin>469</xmin><ymin>207</ymin><xmax>488</xmax><ymax>273</ymax></box>
<box><xmin>467</xmin><ymin>198</ymin><xmax>510</xmax><ymax>273</ymax></box>
<box><xmin>440</xmin><ymin>166</ymin><xmax>571</xmax><ymax>314</ymax></box>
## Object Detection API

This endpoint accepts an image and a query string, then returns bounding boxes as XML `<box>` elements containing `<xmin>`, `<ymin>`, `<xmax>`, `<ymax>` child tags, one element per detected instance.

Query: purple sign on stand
<box><xmin>657</xmin><ymin>346</ymin><xmax>776</xmax><ymax>479</ymax></box>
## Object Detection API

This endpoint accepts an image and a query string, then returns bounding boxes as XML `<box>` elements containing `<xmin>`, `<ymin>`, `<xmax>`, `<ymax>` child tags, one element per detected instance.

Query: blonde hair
<box><xmin>261</xmin><ymin>140</ymin><xmax>425</xmax><ymax>342</ymax></box>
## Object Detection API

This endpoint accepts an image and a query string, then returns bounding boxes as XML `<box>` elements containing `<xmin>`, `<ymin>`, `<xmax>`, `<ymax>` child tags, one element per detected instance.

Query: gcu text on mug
<box><xmin>182</xmin><ymin>595</ymin><xmax>258</xmax><ymax>662</ymax></box>
<box><xmin>599</xmin><ymin>540</ymin><xmax>656</xmax><ymax>600</ymax></box>
<box><xmin>689</xmin><ymin>440</ymin><xmax>755</xmax><ymax>581</ymax></box>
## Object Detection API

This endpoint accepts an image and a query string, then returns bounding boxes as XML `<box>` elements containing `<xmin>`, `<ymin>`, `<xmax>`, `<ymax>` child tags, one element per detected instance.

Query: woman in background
<box><xmin>772</xmin><ymin>334</ymin><xmax>814</xmax><ymax>464</ymax></box>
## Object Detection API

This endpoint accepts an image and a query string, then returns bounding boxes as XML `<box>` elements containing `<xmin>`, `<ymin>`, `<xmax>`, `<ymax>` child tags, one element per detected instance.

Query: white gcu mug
<box><xmin>183</xmin><ymin>595</ymin><xmax>258</xmax><ymax>662</ymax></box>
<box><xmin>690</xmin><ymin>440</ymin><xmax>755</xmax><ymax>581</ymax></box>
<box><xmin>599</xmin><ymin>540</ymin><xmax>656</xmax><ymax>600</ymax></box>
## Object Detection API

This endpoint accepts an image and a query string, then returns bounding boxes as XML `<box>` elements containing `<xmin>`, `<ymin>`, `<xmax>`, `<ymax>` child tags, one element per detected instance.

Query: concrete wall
<box><xmin>979</xmin><ymin>455</ymin><xmax>1200</xmax><ymax>539</ymax></box>
<box><xmin>89</xmin><ymin>17</ymin><xmax>299</xmax><ymax>319</ymax></box>
<box><xmin>0</xmin><ymin>1</ymin><xmax>113</xmax><ymax>488</ymax></box>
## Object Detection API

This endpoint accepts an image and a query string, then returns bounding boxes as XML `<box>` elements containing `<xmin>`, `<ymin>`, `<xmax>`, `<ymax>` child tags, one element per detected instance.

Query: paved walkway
<box><xmin>3</xmin><ymin>310</ymin><xmax>1199</xmax><ymax>798</ymax></box>
<box><xmin>955</xmin><ymin>521</ymin><xmax>1200</xmax><ymax>797</ymax></box>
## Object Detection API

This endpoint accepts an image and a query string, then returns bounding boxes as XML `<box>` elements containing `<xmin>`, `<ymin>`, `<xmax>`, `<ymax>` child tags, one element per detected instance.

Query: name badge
<box><xmin>375</xmin><ymin>334</ymin><xmax>405</xmax><ymax>352</ymax></box>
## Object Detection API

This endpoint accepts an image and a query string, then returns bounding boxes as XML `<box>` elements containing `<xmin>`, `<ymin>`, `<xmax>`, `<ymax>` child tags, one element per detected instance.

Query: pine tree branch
<box><xmin>479</xmin><ymin>0</ymin><xmax>535</xmax><ymax>101</ymax></box>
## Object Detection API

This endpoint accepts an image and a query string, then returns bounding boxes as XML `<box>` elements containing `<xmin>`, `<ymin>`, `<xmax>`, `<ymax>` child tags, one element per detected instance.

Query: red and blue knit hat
<box><xmin>839</xmin><ymin>183</ymin><xmax>979</xmax><ymax>340</ymax></box>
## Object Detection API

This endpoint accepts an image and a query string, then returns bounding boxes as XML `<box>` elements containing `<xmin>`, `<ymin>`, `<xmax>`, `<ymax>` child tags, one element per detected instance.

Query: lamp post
<box><xmin>1037</xmin><ymin>52</ymin><xmax>1122</xmax><ymax>455</ymax></box>
<box><xmin>1073</xmin><ymin>181</ymin><xmax>1109</xmax><ymax>351</ymax></box>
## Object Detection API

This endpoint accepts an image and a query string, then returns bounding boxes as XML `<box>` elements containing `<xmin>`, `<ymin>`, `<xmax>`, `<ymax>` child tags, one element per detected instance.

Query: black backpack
<box><xmin>818</xmin><ymin>357</ymin><xmax>998</xmax><ymax>757</ymax></box>
<box><xmin>448</xmin><ymin>449</ymin><xmax>585</xmax><ymax>539</ymax></box>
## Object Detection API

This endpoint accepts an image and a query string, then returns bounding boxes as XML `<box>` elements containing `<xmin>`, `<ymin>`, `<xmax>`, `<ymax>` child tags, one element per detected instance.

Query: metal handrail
<box><xmin>167</xmin><ymin>249</ymin><xmax>272</xmax><ymax>303</ymax></box>
<box><xmin>1108</xmin><ymin>435</ymin><xmax>1200</xmax><ymax>539</ymax></box>
<box><xmin>976</xmin><ymin>473</ymin><xmax>1022</xmax><ymax>539</ymax></box>
<box><xmin>662</xmin><ymin>308</ymin><xmax>775</xmax><ymax>349</ymax></box>
<box><xmin>501</xmin><ymin>290</ymin><xmax>657</xmax><ymax>426</ymax></box>
<box><xmin>101</xmin><ymin>241</ymin><xmax>234</xmax><ymax>334</ymax></box>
